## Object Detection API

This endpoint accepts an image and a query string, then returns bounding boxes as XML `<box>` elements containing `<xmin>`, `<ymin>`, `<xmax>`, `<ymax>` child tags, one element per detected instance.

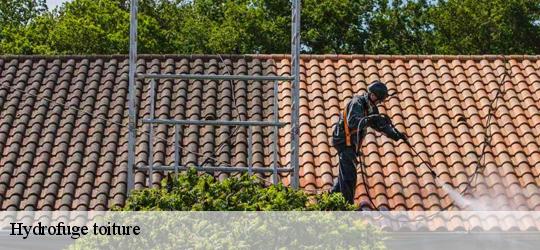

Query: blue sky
<box><xmin>46</xmin><ymin>0</ymin><xmax>72</xmax><ymax>10</ymax></box>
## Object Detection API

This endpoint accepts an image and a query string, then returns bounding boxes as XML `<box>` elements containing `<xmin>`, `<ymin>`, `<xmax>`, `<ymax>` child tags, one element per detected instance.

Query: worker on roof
<box><xmin>331</xmin><ymin>80</ymin><xmax>408</xmax><ymax>205</ymax></box>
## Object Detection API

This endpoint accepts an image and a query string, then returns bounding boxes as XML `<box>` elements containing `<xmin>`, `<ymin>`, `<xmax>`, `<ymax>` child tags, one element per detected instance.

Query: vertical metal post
<box><xmin>148</xmin><ymin>79</ymin><xmax>156</xmax><ymax>187</ymax></box>
<box><xmin>272</xmin><ymin>80</ymin><xmax>280</xmax><ymax>185</ymax></box>
<box><xmin>174</xmin><ymin>124</ymin><xmax>180</xmax><ymax>176</ymax></box>
<box><xmin>127</xmin><ymin>0</ymin><xmax>138</xmax><ymax>193</ymax></box>
<box><xmin>247</xmin><ymin>126</ymin><xmax>253</xmax><ymax>176</ymax></box>
<box><xmin>290</xmin><ymin>0</ymin><xmax>301</xmax><ymax>189</ymax></box>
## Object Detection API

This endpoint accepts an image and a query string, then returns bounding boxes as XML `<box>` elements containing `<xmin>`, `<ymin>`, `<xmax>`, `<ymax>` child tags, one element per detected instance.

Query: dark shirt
<box><xmin>332</xmin><ymin>93</ymin><xmax>400</xmax><ymax>148</ymax></box>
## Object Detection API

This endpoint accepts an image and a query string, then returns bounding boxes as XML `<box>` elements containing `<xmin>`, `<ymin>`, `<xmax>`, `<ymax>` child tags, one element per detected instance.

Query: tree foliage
<box><xmin>0</xmin><ymin>0</ymin><xmax>46</xmax><ymax>25</ymax></box>
<box><xmin>364</xmin><ymin>0</ymin><xmax>435</xmax><ymax>54</ymax></box>
<box><xmin>121</xmin><ymin>167</ymin><xmax>357</xmax><ymax>211</ymax></box>
<box><xmin>1</xmin><ymin>0</ymin><xmax>539</xmax><ymax>54</ymax></box>
<box><xmin>0</xmin><ymin>0</ymin><xmax>47</xmax><ymax>54</ymax></box>
<box><xmin>429</xmin><ymin>0</ymin><xmax>540</xmax><ymax>54</ymax></box>
<box><xmin>302</xmin><ymin>0</ymin><xmax>370</xmax><ymax>53</ymax></box>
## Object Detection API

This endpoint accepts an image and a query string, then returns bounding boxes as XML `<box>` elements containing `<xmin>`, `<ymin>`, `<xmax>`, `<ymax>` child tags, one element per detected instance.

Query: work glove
<box><xmin>365</xmin><ymin>114</ymin><xmax>391</xmax><ymax>127</ymax></box>
<box><xmin>395</xmin><ymin>129</ymin><xmax>408</xmax><ymax>143</ymax></box>
<box><xmin>378</xmin><ymin>114</ymin><xmax>393</xmax><ymax>127</ymax></box>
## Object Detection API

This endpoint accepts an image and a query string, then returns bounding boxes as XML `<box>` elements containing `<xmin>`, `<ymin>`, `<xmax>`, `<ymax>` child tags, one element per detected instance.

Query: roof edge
<box><xmin>1</xmin><ymin>54</ymin><xmax>539</xmax><ymax>61</ymax></box>
<box><xmin>0</xmin><ymin>54</ymin><xmax>254</xmax><ymax>60</ymax></box>
<box><xmin>253</xmin><ymin>54</ymin><xmax>540</xmax><ymax>61</ymax></box>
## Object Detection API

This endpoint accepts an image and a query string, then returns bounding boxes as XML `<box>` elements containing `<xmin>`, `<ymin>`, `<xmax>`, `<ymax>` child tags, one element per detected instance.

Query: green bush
<box><xmin>74</xmin><ymin>169</ymin><xmax>386</xmax><ymax>249</ymax></box>
<box><xmin>120</xmin><ymin>168</ymin><xmax>357</xmax><ymax>211</ymax></box>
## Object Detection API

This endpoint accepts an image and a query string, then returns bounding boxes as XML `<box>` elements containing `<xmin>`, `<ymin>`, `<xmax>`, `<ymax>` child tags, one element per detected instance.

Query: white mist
<box><xmin>437</xmin><ymin>179</ymin><xmax>495</xmax><ymax>211</ymax></box>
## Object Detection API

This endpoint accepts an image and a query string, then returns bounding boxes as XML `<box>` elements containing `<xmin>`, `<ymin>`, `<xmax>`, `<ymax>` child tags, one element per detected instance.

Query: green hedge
<box><xmin>120</xmin><ymin>168</ymin><xmax>357</xmax><ymax>211</ymax></box>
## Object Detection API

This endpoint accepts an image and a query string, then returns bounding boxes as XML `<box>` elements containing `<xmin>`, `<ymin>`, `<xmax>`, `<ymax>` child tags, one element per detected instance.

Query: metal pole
<box><xmin>138</xmin><ymin>74</ymin><xmax>293</xmax><ymax>81</ymax></box>
<box><xmin>127</xmin><ymin>0</ymin><xmax>138</xmax><ymax>193</ymax></box>
<box><xmin>142</xmin><ymin>118</ymin><xmax>285</xmax><ymax>127</ymax></box>
<box><xmin>247</xmin><ymin>126</ymin><xmax>253</xmax><ymax>176</ymax></box>
<box><xmin>148</xmin><ymin>79</ymin><xmax>155</xmax><ymax>187</ymax></box>
<box><xmin>137</xmin><ymin>165</ymin><xmax>294</xmax><ymax>173</ymax></box>
<box><xmin>272</xmin><ymin>80</ymin><xmax>280</xmax><ymax>185</ymax></box>
<box><xmin>174</xmin><ymin>124</ymin><xmax>180</xmax><ymax>176</ymax></box>
<box><xmin>290</xmin><ymin>0</ymin><xmax>301</xmax><ymax>189</ymax></box>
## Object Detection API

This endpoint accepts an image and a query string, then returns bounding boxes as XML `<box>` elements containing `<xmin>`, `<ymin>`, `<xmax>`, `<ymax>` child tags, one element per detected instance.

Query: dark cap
<box><xmin>367</xmin><ymin>80</ymin><xmax>388</xmax><ymax>101</ymax></box>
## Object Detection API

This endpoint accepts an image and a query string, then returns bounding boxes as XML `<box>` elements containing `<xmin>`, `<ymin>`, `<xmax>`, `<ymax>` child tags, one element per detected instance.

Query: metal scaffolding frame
<box><xmin>127</xmin><ymin>0</ymin><xmax>301</xmax><ymax>192</ymax></box>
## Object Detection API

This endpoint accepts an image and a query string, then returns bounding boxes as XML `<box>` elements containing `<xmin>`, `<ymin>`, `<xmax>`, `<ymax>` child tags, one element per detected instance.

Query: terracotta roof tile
<box><xmin>1</xmin><ymin>55</ymin><xmax>540</xmax><ymax>210</ymax></box>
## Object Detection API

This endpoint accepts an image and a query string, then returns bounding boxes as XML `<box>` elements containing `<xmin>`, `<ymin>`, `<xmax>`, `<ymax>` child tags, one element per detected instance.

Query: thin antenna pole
<box><xmin>247</xmin><ymin>126</ymin><xmax>253</xmax><ymax>176</ymax></box>
<box><xmin>174</xmin><ymin>124</ymin><xmax>180</xmax><ymax>176</ymax></box>
<box><xmin>148</xmin><ymin>79</ymin><xmax>156</xmax><ymax>187</ymax></box>
<box><xmin>290</xmin><ymin>0</ymin><xmax>301</xmax><ymax>189</ymax></box>
<box><xmin>127</xmin><ymin>0</ymin><xmax>138</xmax><ymax>193</ymax></box>
<box><xmin>272</xmin><ymin>80</ymin><xmax>280</xmax><ymax>185</ymax></box>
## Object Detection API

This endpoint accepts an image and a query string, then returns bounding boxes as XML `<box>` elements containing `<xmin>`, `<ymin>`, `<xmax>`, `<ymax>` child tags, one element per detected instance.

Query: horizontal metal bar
<box><xmin>137</xmin><ymin>165</ymin><xmax>293</xmax><ymax>173</ymax></box>
<box><xmin>137</xmin><ymin>74</ymin><xmax>293</xmax><ymax>81</ymax></box>
<box><xmin>142</xmin><ymin>118</ymin><xmax>286</xmax><ymax>127</ymax></box>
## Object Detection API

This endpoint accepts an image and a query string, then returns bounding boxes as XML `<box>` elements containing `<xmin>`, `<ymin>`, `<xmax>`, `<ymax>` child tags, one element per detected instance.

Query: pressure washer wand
<box><xmin>399</xmin><ymin>131</ymin><xmax>438</xmax><ymax>179</ymax></box>
<box><xmin>384</xmin><ymin>114</ymin><xmax>439</xmax><ymax>179</ymax></box>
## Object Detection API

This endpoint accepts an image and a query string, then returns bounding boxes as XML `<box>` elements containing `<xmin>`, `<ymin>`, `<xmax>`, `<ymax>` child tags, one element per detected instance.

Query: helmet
<box><xmin>367</xmin><ymin>80</ymin><xmax>388</xmax><ymax>101</ymax></box>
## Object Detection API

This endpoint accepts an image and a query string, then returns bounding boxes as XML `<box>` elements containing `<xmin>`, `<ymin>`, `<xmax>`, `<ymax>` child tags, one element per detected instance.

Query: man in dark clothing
<box><xmin>331</xmin><ymin>81</ymin><xmax>407</xmax><ymax>204</ymax></box>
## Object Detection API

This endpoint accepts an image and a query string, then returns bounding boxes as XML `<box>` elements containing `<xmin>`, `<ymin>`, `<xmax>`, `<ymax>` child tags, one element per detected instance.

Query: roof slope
<box><xmin>0</xmin><ymin>55</ymin><xmax>539</xmax><ymax>210</ymax></box>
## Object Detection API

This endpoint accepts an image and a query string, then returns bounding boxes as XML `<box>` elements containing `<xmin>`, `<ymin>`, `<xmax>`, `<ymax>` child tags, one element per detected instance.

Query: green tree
<box><xmin>0</xmin><ymin>0</ymin><xmax>46</xmax><ymax>25</ymax></box>
<box><xmin>38</xmin><ymin>0</ymin><xmax>162</xmax><ymax>54</ymax></box>
<box><xmin>1</xmin><ymin>0</ymin><xmax>540</xmax><ymax>55</ymax></box>
<box><xmin>167</xmin><ymin>0</ymin><xmax>291</xmax><ymax>54</ymax></box>
<box><xmin>365</xmin><ymin>0</ymin><xmax>435</xmax><ymax>54</ymax></box>
<box><xmin>302</xmin><ymin>0</ymin><xmax>372</xmax><ymax>53</ymax></box>
<box><xmin>29</xmin><ymin>0</ymin><xmax>292</xmax><ymax>54</ymax></box>
<box><xmin>429</xmin><ymin>0</ymin><xmax>540</xmax><ymax>54</ymax></box>
<box><xmin>0</xmin><ymin>0</ymin><xmax>47</xmax><ymax>54</ymax></box>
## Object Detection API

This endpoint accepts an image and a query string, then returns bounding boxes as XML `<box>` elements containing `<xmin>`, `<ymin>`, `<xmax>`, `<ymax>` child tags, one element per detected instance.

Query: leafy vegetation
<box><xmin>120</xmin><ymin>167</ymin><xmax>357</xmax><ymax>211</ymax></box>
<box><xmin>1</xmin><ymin>0</ymin><xmax>539</xmax><ymax>55</ymax></box>
<box><xmin>96</xmin><ymin>168</ymin><xmax>386</xmax><ymax>248</ymax></box>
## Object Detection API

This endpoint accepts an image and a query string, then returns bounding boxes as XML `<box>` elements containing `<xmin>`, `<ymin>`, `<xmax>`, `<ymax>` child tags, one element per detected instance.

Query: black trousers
<box><xmin>331</xmin><ymin>144</ymin><xmax>358</xmax><ymax>204</ymax></box>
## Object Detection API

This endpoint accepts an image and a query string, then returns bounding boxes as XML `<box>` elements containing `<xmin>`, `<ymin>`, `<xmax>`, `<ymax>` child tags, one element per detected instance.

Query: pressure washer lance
<box><xmin>375</xmin><ymin>111</ymin><xmax>437</xmax><ymax>179</ymax></box>
<box><xmin>393</xmin><ymin>127</ymin><xmax>438</xmax><ymax>179</ymax></box>
<box><xmin>383</xmin><ymin>92</ymin><xmax>437</xmax><ymax>177</ymax></box>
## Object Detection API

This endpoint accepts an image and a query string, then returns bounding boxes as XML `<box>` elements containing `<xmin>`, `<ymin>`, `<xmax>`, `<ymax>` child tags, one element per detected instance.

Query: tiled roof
<box><xmin>0</xmin><ymin>55</ymin><xmax>539</xmax><ymax>211</ymax></box>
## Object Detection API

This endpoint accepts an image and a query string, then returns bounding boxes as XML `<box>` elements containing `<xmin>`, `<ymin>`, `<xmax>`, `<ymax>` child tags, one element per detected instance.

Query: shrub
<box><xmin>71</xmin><ymin>169</ymin><xmax>386</xmax><ymax>249</ymax></box>
<box><xmin>120</xmin><ymin>167</ymin><xmax>357</xmax><ymax>211</ymax></box>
